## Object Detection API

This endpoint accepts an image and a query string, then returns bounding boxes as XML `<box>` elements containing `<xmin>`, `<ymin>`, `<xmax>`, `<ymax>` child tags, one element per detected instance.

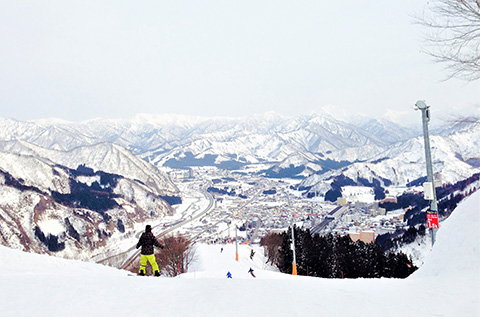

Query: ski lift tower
<box><xmin>415</xmin><ymin>100</ymin><xmax>439</xmax><ymax>247</ymax></box>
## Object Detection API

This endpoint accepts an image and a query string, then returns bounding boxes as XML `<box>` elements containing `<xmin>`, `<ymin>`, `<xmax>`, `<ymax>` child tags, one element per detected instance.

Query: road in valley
<box><xmin>96</xmin><ymin>181</ymin><xmax>215</xmax><ymax>270</ymax></box>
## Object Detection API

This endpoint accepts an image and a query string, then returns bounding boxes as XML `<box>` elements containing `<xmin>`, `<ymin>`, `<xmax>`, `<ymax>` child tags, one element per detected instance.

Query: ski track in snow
<box><xmin>0</xmin><ymin>192</ymin><xmax>479</xmax><ymax>317</ymax></box>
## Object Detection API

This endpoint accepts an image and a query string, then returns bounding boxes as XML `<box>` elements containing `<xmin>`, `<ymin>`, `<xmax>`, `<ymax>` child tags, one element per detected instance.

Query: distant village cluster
<box><xmin>169</xmin><ymin>167</ymin><xmax>411</xmax><ymax>245</ymax></box>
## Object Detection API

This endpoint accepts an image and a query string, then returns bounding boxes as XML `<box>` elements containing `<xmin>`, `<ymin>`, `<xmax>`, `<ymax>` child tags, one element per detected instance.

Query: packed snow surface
<box><xmin>0</xmin><ymin>192</ymin><xmax>479</xmax><ymax>316</ymax></box>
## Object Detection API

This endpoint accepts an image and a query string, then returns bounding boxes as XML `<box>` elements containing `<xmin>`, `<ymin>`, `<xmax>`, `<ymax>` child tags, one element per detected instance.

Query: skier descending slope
<box><xmin>136</xmin><ymin>225</ymin><xmax>164</xmax><ymax>276</ymax></box>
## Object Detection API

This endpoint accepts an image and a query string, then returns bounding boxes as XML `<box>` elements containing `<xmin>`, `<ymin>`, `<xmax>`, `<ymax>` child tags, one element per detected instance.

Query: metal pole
<box><xmin>415</xmin><ymin>100</ymin><xmax>439</xmax><ymax>246</ymax></box>
<box><xmin>285</xmin><ymin>189</ymin><xmax>297</xmax><ymax>275</ymax></box>
<box><xmin>291</xmin><ymin>219</ymin><xmax>297</xmax><ymax>275</ymax></box>
<box><xmin>235</xmin><ymin>225</ymin><xmax>239</xmax><ymax>261</ymax></box>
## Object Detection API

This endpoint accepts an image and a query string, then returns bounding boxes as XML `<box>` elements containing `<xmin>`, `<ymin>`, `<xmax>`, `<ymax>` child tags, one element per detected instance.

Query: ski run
<box><xmin>0</xmin><ymin>191</ymin><xmax>478</xmax><ymax>317</ymax></box>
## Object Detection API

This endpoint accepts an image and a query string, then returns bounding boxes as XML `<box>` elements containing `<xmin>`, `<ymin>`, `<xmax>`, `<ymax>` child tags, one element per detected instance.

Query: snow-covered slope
<box><xmin>0</xmin><ymin>191</ymin><xmax>478</xmax><ymax>316</ymax></box>
<box><xmin>0</xmin><ymin>148</ymin><xmax>175</xmax><ymax>261</ymax></box>
<box><xmin>413</xmin><ymin>190</ymin><xmax>480</xmax><ymax>279</ymax></box>
<box><xmin>356</xmin><ymin>117</ymin><xmax>419</xmax><ymax>144</ymax></box>
<box><xmin>0</xmin><ymin>151</ymin><xmax>70</xmax><ymax>194</ymax></box>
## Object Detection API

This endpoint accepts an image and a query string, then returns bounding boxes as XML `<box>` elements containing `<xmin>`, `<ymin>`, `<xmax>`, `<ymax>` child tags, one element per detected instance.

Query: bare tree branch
<box><xmin>415</xmin><ymin>0</ymin><xmax>480</xmax><ymax>81</ymax></box>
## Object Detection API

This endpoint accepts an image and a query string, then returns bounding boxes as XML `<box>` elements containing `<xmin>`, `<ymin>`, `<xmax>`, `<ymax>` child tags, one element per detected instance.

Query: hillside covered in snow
<box><xmin>0</xmin><ymin>191</ymin><xmax>478</xmax><ymax>316</ymax></box>
<box><xmin>0</xmin><ymin>141</ymin><xmax>179</xmax><ymax>262</ymax></box>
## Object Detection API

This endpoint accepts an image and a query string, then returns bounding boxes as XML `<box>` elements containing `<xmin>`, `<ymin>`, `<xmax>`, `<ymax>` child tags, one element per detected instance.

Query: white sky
<box><xmin>0</xmin><ymin>1</ymin><xmax>479</xmax><ymax>122</ymax></box>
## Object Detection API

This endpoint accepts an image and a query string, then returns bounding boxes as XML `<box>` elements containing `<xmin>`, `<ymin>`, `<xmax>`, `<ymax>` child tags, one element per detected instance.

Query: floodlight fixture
<box><xmin>415</xmin><ymin>100</ymin><xmax>429</xmax><ymax>110</ymax></box>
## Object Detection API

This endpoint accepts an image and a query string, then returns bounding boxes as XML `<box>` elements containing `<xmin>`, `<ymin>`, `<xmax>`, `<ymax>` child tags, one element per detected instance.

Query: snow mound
<box><xmin>0</xmin><ymin>244</ymin><xmax>125</xmax><ymax>277</ymax></box>
<box><xmin>413</xmin><ymin>190</ymin><xmax>480</xmax><ymax>279</ymax></box>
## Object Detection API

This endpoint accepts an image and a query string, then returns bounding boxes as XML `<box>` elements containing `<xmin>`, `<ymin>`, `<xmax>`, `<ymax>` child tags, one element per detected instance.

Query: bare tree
<box><xmin>260</xmin><ymin>232</ymin><xmax>283</xmax><ymax>266</ymax></box>
<box><xmin>415</xmin><ymin>0</ymin><xmax>480</xmax><ymax>81</ymax></box>
<box><xmin>157</xmin><ymin>234</ymin><xmax>195</xmax><ymax>277</ymax></box>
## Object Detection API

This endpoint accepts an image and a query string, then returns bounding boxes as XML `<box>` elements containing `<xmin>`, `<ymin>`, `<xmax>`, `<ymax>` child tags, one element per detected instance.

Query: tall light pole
<box><xmin>235</xmin><ymin>225</ymin><xmax>239</xmax><ymax>261</ymax></box>
<box><xmin>291</xmin><ymin>218</ymin><xmax>297</xmax><ymax>275</ymax></box>
<box><xmin>415</xmin><ymin>100</ymin><xmax>439</xmax><ymax>247</ymax></box>
<box><xmin>285</xmin><ymin>189</ymin><xmax>297</xmax><ymax>275</ymax></box>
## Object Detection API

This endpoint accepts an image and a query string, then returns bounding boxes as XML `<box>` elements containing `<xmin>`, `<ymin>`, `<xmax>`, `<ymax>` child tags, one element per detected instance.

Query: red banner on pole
<box><xmin>427</xmin><ymin>212</ymin><xmax>439</xmax><ymax>229</ymax></box>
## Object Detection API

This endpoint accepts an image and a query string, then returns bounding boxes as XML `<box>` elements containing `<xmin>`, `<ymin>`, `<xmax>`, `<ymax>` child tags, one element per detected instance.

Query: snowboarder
<box><xmin>136</xmin><ymin>225</ymin><xmax>164</xmax><ymax>276</ymax></box>
<box><xmin>248</xmin><ymin>267</ymin><xmax>256</xmax><ymax>278</ymax></box>
<box><xmin>226</xmin><ymin>271</ymin><xmax>232</xmax><ymax>278</ymax></box>
<box><xmin>250</xmin><ymin>249</ymin><xmax>255</xmax><ymax>260</ymax></box>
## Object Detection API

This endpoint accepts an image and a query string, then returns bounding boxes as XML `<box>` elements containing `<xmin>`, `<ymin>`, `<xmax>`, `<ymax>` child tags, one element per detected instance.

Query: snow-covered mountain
<box><xmin>299</xmin><ymin>123</ymin><xmax>480</xmax><ymax>196</ymax></box>
<box><xmin>0</xmin><ymin>140</ymin><xmax>178</xmax><ymax>196</ymax></box>
<box><xmin>1</xmin><ymin>112</ymin><xmax>477</xmax><ymax>194</ymax></box>
<box><xmin>0</xmin><ymin>142</ymin><xmax>179</xmax><ymax>262</ymax></box>
<box><xmin>0</xmin><ymin>117</ymin><xmax>99</xmax><ymax>151</ymax></box>
<box><xmin>354</xmin><ymin>117</ymin><xmax>419</xmax><ymax>144</ymax></box>
<box><xmin>0</xmin><ymin>112</ymin><xmax>400</xmax><ymax>164</ymax></box>
<box><xmin>0</xmin><ymin>191</ymin><xmax>478</xmax><ymax>316</ymax></box>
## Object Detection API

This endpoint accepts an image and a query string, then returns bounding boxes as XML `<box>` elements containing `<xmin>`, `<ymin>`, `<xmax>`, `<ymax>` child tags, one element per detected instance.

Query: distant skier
<box><xmin>226</xmin><ymin>271</ymin><xmax>232</xmax><ymax>278</ymax></box>
<box><xmin>221</xmin><ymin>247</ymin><xmax>223</xmax><ymax>253</ymax></box>
<box><xmin>250</xmin><ymin>249</ymin><xmax>255</xmax><ymax>260</ymax></box>
<box><xmin>248</xmin><ymin>267</ymin><xmax>256</xmax><ymax>278</ymax></box>
<box><xmin>136</xmin><ymin>225</ymin><xmax>164</xmax><ymax>276</ymax></box>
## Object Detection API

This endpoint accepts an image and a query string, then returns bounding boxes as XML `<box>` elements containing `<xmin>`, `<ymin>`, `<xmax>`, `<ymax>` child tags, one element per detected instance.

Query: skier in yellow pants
<box><xmin>136</xmin><ymin>225</ymin><xmax>164</xmax><ymax>276</ymax></box>
<box><xmin>139</xmin><ymin>254</ymin><xmax>160</xmax><ymax>275</ymax></box>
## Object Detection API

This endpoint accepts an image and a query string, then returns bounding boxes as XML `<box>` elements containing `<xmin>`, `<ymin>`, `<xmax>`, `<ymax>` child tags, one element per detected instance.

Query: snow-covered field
<box><xmin>0</xmin><ymin>192</ymin><xmax>478</xmax><ymax>317</ymax></box>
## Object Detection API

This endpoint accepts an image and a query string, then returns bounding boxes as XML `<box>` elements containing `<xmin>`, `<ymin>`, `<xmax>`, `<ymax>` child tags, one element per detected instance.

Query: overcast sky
<box><xmin>0</xmin><ymin>1</ymin><xmax>478</xmax><ymax>123</ymax></box>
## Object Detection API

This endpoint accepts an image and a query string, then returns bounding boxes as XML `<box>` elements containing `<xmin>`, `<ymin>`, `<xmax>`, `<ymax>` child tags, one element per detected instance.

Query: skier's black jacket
<box><xmin>136</xmin><ymin>232</ymin><xmax>163</xmax><ymax>255</ymax></box>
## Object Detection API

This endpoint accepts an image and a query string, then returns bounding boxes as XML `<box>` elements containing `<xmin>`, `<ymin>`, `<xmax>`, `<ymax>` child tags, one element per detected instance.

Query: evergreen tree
<box><xmin>271</xmin><ymin>227</ymin><xmax>416</xmax><ymax>279</ymax></box>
